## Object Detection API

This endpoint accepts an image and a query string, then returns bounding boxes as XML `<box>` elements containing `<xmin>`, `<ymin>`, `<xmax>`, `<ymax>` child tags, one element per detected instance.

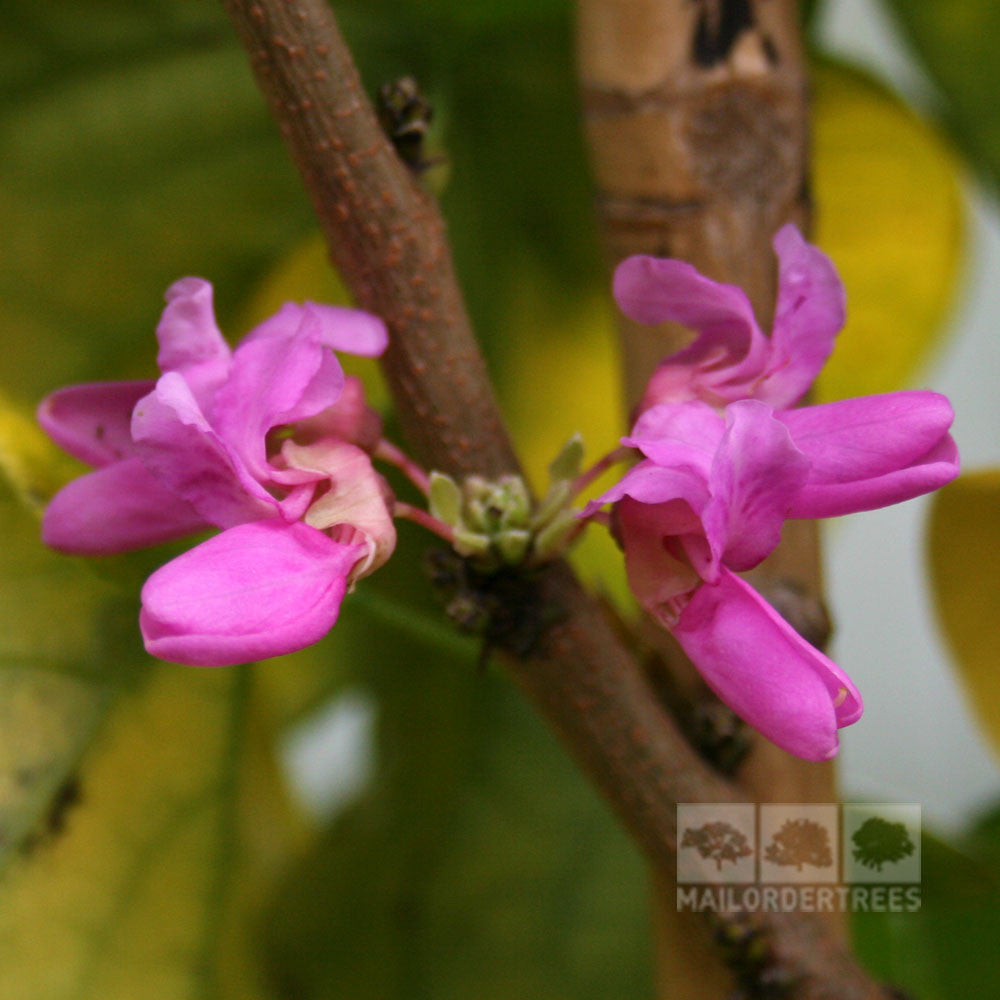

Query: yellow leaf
<box><xmin>813</xmin><ymin>62</ymin><xmax>965</xmax><ymax>402</ymax></box>
<box><xmin>0</xmin><ymin>390</ymin><xmax>78</xmax><ymax>512</ymax></box>
<box><xmin>0</xmin><ymin>667</ymin><xmax>305</xmax><ymax>1000</ymax></box>
<box><xmin>928</xmin><ymin>470</ymin><xmax>1000</xmax><ymax>760</ymax></box>
<box><xmin>0</xmin><ymin>488</ymin><xmax>123</xmax><ymax>872</ymax></box>
<box><xmin>0</xmin><ymin>395</ymin><xmax>306</xmax><ymax>996</ymax></box>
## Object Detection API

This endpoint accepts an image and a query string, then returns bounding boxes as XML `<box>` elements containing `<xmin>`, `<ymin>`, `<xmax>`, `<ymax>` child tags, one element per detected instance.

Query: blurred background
<box><xmin>2</xmin><ymin>0</ymin><xmax>1000</xmax><ymax>998</ymax></box>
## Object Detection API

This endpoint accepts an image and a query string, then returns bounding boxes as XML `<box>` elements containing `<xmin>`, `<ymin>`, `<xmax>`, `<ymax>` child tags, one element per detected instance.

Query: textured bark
<box><xmin>225</xmin><ymin>0</ymin><xmax>881</xmax><ymax>995</ymax></box>
<box><xmin>577</xmin><ymin>0</ymin><xmax>810</xmax><ymax>400</ymax></box>
<box><xmin>576</xmin><ymin>0</ymin><xmax>844</xmax><ymax>995</ymax></box>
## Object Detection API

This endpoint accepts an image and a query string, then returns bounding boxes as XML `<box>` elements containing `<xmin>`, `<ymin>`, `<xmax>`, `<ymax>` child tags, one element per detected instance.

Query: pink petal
<box><xmin>583</xmin><ymin>460</ymin><xmax>710</xmax><ymax>518</ymax></box>
<box><xmin>304</xmin><ymin>303</ymin><xmax>389</xmax><ymax>357</ymax></box>
<box><xmin>757</xmin><ymin>225</ymin><xmax>845</xmax><ymax>408</ymax></box>
<box><xmin>703</xmin><ymin>400</ymin><xmax>810</xmax><ymax>572</ymax></box>
<box><xmin>210</xmin><ymin>306</ymin><xmax>345</xmax><ymax>482</ymax></box>
<box><xmin>780</xmin><ymin>392</ymin><xmax>959</xmax><ymax>517</ymax></box>
<box><xmin>140</xmin><ymin>520</ymin><xmax>363</xmax><ymax>667</ymax></box>
<box><xmin>614</xmin><ymin>256</ymin><xmax>770</xmax><ymax>407</ymax></box>
<box><xmin>614</xmin><ymin>255</ymin><xmax>759</xmax><ymax>335</ymax></box>
<box><xmin>672</xmin><ymin>568</ymin><xmax>863</xmax><ymax>761</ymax></box>
<box><xmin>42</xmin><ymin>458</ymin><xmax>207</xmax><ymax>554</ymax></box>
<box><xmin>243</xmin><ymin>301</ymin><xmax>388</xmax><ymax>357</ymax></box>
<box><xmin>617</xmin><ymin>497</ymin><xmax>704</xmax><ymax>618</ymax></box>
<box><xmin>790</xmin><ymin>435</ymin><xmax>959</xmax><ymax>519</ymax></box>
<box><xmin>623</xmin><ymin>401</ymin><xmax>724</xmax><ymax>474</ymax></box>
<box><xmin>132</xmin><ymin>373</ymin><xmax>277</xmax><ymax>527</ymax></box>
<box><xmin>282</xmin><ymin>439</ymin><xmax>397</xmax><ymax>577</ymax></box>
<box><xmin>290</xmin><ymin>376</ymin><xmax>384</xmax><ymax>453</ymax></box>
<box><xmin>779</xmin><ymin>391</ymin><xmax>954</xmax><ymax>482</ymax></box>
<box><xmin>156</xmin><ymin>278</ymin><xmax>232</xmax><ymax>403</ymax></box>
<box><xmin>38</xmin><ymin>381</ymin><xmax>154</xmax><ymax>467</ymax></box>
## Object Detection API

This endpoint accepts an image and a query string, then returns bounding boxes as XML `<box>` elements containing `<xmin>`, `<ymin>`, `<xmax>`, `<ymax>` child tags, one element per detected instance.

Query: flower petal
<box><xmin>38</xmin><ymin>381</ymin><xmax>154</xmax><ymax>467</ymax></box>
<box><xmin>243</xmin><ymin>301</ymin><xmax>388</xmax><ymax>357</ymax></box>
<box><xmin>210</xmin><ymin>306</ymin><xmax>345</xmax><ymax>481</ymax></box>
<box><xmin>614</xmin><ymin>255</ymin><xmax>760</xmax><ymax>335</ymax></box>
<box><xmin>780</xmin><ymin>392</ymin><xmax>959</xmax><ymax>517</ymax></box>
<box><xmin>42</xmin><ymin>458</ymin><xmax>207</xmax><ymax>554</ymax></box>
<box><xmin>283</xmin><ymin>439</ymin><xmax>397</xmax><ymax>577</ymax></box>
<box><xmin>790</xmin><ymin>434</ymin><xmax>960</xmax><ymax>519</ymax></box>
<box><xmin>757</xmin><ymin>225</ymin><xmax>845</xmax><ymax>408</ymax></box>
<box><xmin>156</xmin><ymin>278</ymin><xmax>232</xmax><ymax>402</ymax></box>
<box><xmin>623</xmin><ymin>400</ymin><xmax>724</xmax><ymax>474</ymax></box>
<box><xmin>583</xmin><ymin>460</ymin><xmax>710</xmax><ymax>518</ymax></box>
<box><xmin>672</xmin><ymin>567</ymin><xmax>863</xmax><ymax>760</ymax></box>
<box><xmin>780</xmin><ymin>391</ymin><xmax>954</xmax><ymax>482</ymax></box>
<box><xmin>132</xmin><ymin>373</ymin><xmax>276</xmax><ymax>527</ymax></box>
<box><xmin>290</xmin><ymin>376</ymin><xmax>384</xmax><ymax>453</ymax></box>
<box><xmin>617</xmin><ymin>497</ymin><xmax>704</xmax><ymax>617</ymax></box>
<box><xmin>703</xmin><ymin>400</ymin><xmax>810</xmax><ymax>572</ymax></box>
<box><xmin>613</xmin><ymin>256</ymin><xmax>770</xmax><ymax>407</ymax></box>
<box><xmin>140</xmin><ymin>520</ymin><xmax>363</xmax><ymax>666</ymax></box>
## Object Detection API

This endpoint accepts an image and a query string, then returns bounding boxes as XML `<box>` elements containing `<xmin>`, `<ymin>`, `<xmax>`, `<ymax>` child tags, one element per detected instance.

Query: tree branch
<box><xmin>223</xmin><ymin>1</ymin><xmax>884</xmax><ymax>995</ymax></box>
<box><xmin>575</xmin><ymin>0</ymin><xmax>839</xmax><ymax>824</ymax></box>
<box><xmin>575</xmin><ymin>0</ymin><xmax>847</xmax><ymax>992</ymax></box>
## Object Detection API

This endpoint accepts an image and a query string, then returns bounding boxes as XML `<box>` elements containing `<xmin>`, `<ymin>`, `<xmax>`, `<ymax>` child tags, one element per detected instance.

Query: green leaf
<box><xmin>0</xmin><ymin>497</ymin><xmax>307</xmax><ymax>999</ymax></box>
<box><xmin>264</xmin><ymin>526</ymin><xmax>652</xmax><ymax>999</ymax></box>
<box><xmin>812</xmin><ymin>60</ymin><xmax>965</xmax><ymax>402</ymax></box>
<box><xmin>0</xmin><ymin>5</ymin><xmax>312</xmax><ymax>406</ymax></box>
<box><xmin>853</xmin><ymin>817</ymin><xmax>1000</xmax><ymax>1000</ymax></box>
<box><xmin>547</xmin><ymin>433</ymin><xmax>584</xmax><ymax>486</ymax></box>
<box><xmin>429</xmin><ymin>471</ymin><xmax>463</xmax><ymax>528</ymax></box>
<box><xmin>883</xmin><ymin>0</ymin><xmax>1000</xmax><ymax>191</ymax></box>
<box><xmin>927</xmin><ymin>470</ymin><xmax>1000</xmax><ymax>760</ymax></box>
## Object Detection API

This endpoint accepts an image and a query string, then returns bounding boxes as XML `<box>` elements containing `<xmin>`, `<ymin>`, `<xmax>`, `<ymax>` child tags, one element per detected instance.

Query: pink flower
<box><xmin>616</xmin><ymin>224</ymin><xmax>845</xmax><ymax>413</ymax></box>
<box><xmin>593</xmin><ymin>228</ymin><xmax>960</xmax><ymax>759</ymax></box>
<box><xmin>591</xmin><ymin>396</ymin><xmax>957</xmax><ymax>760</ymax></box>
<box><xmin>39</xmin><ymin>278</ymin><xmax>394</xmax><ymax>667</ymax></box>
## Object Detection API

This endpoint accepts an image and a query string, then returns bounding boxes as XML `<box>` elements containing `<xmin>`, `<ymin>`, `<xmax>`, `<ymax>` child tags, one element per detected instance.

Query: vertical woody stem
<box><xmin>575</xmin><ymin>0</ymin><xmax>841</xmax><ymax>995</ymax></box>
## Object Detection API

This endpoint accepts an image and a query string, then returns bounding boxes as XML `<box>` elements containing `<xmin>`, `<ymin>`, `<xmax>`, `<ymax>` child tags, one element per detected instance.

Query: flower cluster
<box><xmin>38</xmin><ymin>226</ymin><xmax>959</xmax><ymax>762</ymax></box>
<box><xmin>586</xmin><ymin>225</ymin><xmax>959</xmax><ymax>760</ymax></box>
<box><xmin>40</xmin><ymin>278</ymin><xmax>396</xmax><ymax>666</ymax></box>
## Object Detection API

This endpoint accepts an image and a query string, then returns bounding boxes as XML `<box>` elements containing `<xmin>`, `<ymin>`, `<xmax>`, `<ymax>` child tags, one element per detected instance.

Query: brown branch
<box><xmin>223</xmin><ymin>1</ymin><xmax>883</xmax><ymax>996</ymax></box>
<box><xmin>576</xmin><ymin>0</ymin><xmax>849</xmax><ymax>992</ymax></box>
<box><xmin>575</xmin><ymin>0</ymin><xmax>838</xmax><ymax>819</ymax></box>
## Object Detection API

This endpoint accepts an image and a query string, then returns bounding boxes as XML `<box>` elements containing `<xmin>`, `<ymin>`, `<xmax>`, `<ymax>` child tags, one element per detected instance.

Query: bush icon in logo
<box><xmin>764</xmin><ymin>818</ymin><xmax>834</xmax><ymax>872</ymax></box>
<box><xmin>681</xmin><ymin>821</ymin><xmax>754</xmax><ymax>872</ymax></box>
<box><xmin>851</xmin><ymin>816</ymin><xmax>916</xmax><ymax>872</ymax></box>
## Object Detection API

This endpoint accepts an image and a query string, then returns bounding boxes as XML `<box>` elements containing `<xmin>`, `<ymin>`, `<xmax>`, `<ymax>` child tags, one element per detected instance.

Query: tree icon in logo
<box><xmin>764</xmin><ymin>818</ymin><xmax>834</xmax><ymax>871</ymax></box>
<box><xmin>851</xmin><ymin>816</ymin><xmax>916</xmax><ymax>872</ymax></box>
<box><xmin>681</xmin><ymin>821</ymin><xmax>753</xmax><ymax>872</ymax></box>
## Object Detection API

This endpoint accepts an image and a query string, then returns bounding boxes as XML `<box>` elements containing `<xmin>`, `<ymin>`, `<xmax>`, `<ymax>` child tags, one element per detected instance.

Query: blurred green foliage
<box><xmin>267</xmin><ymin>526</ymin><xmax>651</xmax><ymax>1000</ymax></box>
<box><xmin>885</xmin><ymin>0</ymin><xmax>1000</xmax><ymax>192</ymax></box>
<box><xmin>854</xmin><ymin>813</ymin><xmax>1000</xmax><ymax>1000</ymax></box>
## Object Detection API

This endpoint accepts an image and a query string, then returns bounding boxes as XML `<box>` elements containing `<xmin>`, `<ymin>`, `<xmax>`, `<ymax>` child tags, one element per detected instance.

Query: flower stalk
<box><xmin>393</xmin><ymin>501</ymin><xmax>456</xmax><ymax>544</ymax></box>
<box><xmin>375</xmin><ymin>438</ymin><xmax>432</xmax><ymax>496</ymax></box>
